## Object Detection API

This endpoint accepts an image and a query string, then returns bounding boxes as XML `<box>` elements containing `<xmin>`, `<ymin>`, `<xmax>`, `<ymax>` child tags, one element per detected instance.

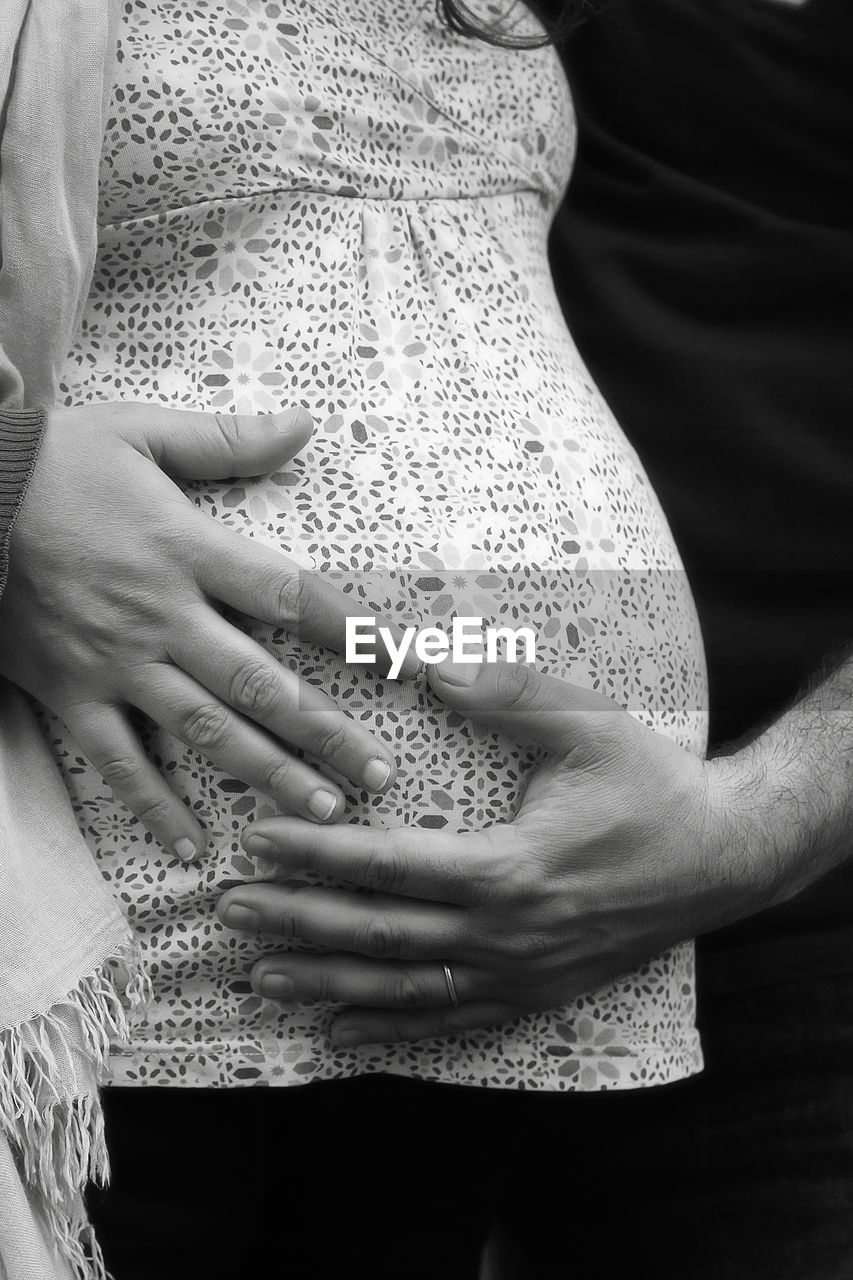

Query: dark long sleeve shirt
<box><xmin>550</xmin><ymin>0</ymin><xmax>853</xmax><ymax>991</ymax></box>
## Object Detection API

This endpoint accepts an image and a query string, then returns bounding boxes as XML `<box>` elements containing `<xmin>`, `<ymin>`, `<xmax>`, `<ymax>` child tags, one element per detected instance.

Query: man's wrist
<box><xmin>694</xmin><ymin>749</ymin><xmax>788</xmax><ymax>927</ymax></box>
<box><xmin>701</xmin><ymin>655</ymin><xmax>853</xmax><ymax>924</ymax></box>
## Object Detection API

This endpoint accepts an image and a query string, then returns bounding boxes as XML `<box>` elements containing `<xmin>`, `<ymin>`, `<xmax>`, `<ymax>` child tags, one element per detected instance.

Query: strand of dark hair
<box><xmin>436</xmin><ymin>0</ymin><xmax>582</xmax><ymax>49</ymax></box>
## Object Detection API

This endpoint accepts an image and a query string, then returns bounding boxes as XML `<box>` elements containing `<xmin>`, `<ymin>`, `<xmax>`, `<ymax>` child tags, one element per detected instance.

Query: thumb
<box><xmin>106</xmin><ymin>401</ymin><xmax>315</xmax><ymax>479</ymax></box>
<box><xmin>427</xmin><ymin>657</ymin><xmax>624</xmax><ymax>757</ymax></box>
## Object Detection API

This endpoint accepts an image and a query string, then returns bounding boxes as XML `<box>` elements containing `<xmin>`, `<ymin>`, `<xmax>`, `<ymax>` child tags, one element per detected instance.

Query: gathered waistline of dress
<box><xmin>99</xmin><ymin>182</ymin><xmax>555</xmax><ymax>231</ymax></box>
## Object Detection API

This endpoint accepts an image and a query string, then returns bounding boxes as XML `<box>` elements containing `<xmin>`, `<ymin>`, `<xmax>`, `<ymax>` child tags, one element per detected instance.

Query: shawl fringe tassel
<box><xmin>0</xmin><ymin>943</ymin><xmax>150</xmax><ymax>1279</ymax></box>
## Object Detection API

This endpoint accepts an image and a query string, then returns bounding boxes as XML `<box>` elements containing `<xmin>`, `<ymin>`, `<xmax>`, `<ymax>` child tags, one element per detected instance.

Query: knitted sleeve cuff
<box><xmin>0</xmin><ymin>407</ymin><xmax>47</xmax><ymax>602</ymax></box>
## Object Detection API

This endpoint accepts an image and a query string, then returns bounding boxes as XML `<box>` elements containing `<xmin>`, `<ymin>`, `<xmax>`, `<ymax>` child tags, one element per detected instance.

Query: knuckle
<box><xmin>494</xmin><ymin>660</ymin><xmax>540</xmax><ymax>712</ymax></box>
<box><xmin>594</xmin><ymin>716</ymin><xmax>632</xmax><ymax>762</ymax></box>
<box><xmin>422</xmin><ymin>1009</ymin><xmax>470</xmax><ymax>1039</ymax></box>
<box><xmin>382</xmin><ymin>970</ymin><xmax>425</xmax><ymax>1009</ymax></box>
<box><xmin>179</xmin><ymin>702</ymin><xmax>231</xmax><ymax>750</ymax></box>
<box><xmin>374</xmin><ymin>1016</ymin><xmax>407</xmax><ymax>1043</ymax></box>
<box><xmin>467</xmin><ymin>869</ymin><xmax>502</xmax><ymax>909</ymax></box>
<box><xmin>134</xmin><ymin>793</ymin><xmax>176</xmax><ymax>827</ymax></box>
<box><xmin>444</xmin><ymin>1010</ymin><xmax>472</xmax><ymax>1035</ymax></box>
<box><xmin>362</xmin><ymin>850</ymin><xmax>408</xmax><ymax>895</ymax></box>
<box><xmin>314</xmin><ymin>969</ymin><xmax>339</xmax><ymax>1003</ymax></box>
<box><xmin>273</xmin><ymin>571</ymin><xmax>312</xmax><ymax>624</ymax></box>
<box><xmin>571</xmin><ymin>704</ymin><xmax>632</xmax><ymax>766</ymax></box>
<box><xmin>505</xmin><ymin>862</ymin><xmax>546</xmax><ymax>905</ymax></box>
<box><xmin>212</xmin><ymin>412</ymin><xmax>242</xmax><ymax>454</ymax></box>
<box><xmin>355</xmin><ymin>918</ymin><xmax>406</xmax><ymax>961</ymax></box>
<box><xmin>97</xmin><ymin>755</ymin><xmax>142</xmax><ymax>786</ymax></box>
<box><xmin>303</xmin><ymin>716</ymin><xmax>348</xmax><ymax>762</ymax></box>
<box><xmin>264</xmin><ymin>755</ymin><xmax>294</xmax><ymax>796</ymax></box>
<box><xmin>306</xmin><ymin>719</ymin><xmax>349</xmax><ymax>764</ymax></box>
<box><xmin>470</xmin><ymin>845</ymin><xmax>514</xmax><ymax>906</ymax></box>
<box><xmin>509</xmin><ymin>929</ymin><xmax>554</xmax><ymax>963</ymax></box>
<box><xmin>272</xmin><ymin>899</ymin><xmax>301</xmax><ymax>939</ymax></box>
<box><xmin>230</xmin><ymin>660</ymin><xmax>279</xmax><ymax>717</ymax></box>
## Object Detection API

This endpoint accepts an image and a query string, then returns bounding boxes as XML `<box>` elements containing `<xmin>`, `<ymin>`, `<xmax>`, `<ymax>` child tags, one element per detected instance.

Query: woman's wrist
<box><xmin>0</xmin><ymin>405</ymin><xmax>48</xmax><ymax>601</ymax></box>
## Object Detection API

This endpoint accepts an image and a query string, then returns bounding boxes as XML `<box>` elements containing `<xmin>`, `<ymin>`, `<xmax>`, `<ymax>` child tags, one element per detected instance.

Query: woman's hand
<box><xmin>0</xmin><ymin>401</ymin><xmax>414</xmax><ymax>862</ymax></box>
<box><xmin>217</xmin><ymin>658</ymin><xmax>745</xmax><ymax>1046</ymax></box>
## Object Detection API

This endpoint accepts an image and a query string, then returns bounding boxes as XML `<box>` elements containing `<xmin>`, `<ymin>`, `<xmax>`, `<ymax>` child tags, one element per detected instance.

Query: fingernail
<box><xmin>434</xmin><ymin>657</ymin><xmax>483</xmax><ymax>687</ymax></box>
<box><xmin>259</xmin><ymin>973</ymin><xmax>294</xmax><ymax>999</ymax></box>
<box><xmin>223</xmin><ymin>903</ymin><xmax>260</xmax><ymax>930</ymax></box>
<box><xmin>244</xmin><ymin>833</ymin><xmax>277</xmax><ymax>859</ymax></box>
<box><xmin>278</xmin><ymin>404</ymin><xmax>312</xmax><ymax>431</ymax></box>
<box><xmin>332</xmin><ymin>1028</ymin><xmax>366</xmax><ymax>1048</ymax></box>
<box><xmin>308</xmin><ymin>789</ymin><xmax>338</xmax><ymax>821</ymax></box>
<box><xmin>362</xmin><ymin>758</ymin><xmax>392</xmax><ymax>792</ymax></box>
<box><xmin>174</xmin><ymin>838</ymin><xmax>197</xmax><ymax>864</ymax></box>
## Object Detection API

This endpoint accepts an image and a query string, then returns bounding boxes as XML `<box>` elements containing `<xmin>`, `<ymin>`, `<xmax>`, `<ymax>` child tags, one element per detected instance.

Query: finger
<box><xmin>108</xmin><ymin>401</ymin><xmax>316</xmax><ymax>479</ymax></box>
<box><xmin>427</xmin><ymin>658</ymin><xmax>624</xmax><ymax>756</ymax></box>
<box><xmin>328</xmin><ymin>1001</ymin><xmax>521</xmax><ymax>1047</ymax></box>
<box><xmin>239</xmin><ymin>818</ymin><xmax>506</xmax><ymax>906</ymax></box>
<box><xmin>68</xmin><ymin>702</ymin><xmax>204</xmax><ymax>863</ymax></box>
<box><xmin>193</xmin><ymin>521</ymin><xmax>421</xmax><ymax>680</ymax></box>
<box><xmin>248</xmin><ymin>953</ymin><xmax>480</xmax><ymax>1009</ymax></box>
<box><xmin>216</xmin><ymin>883</ymin><xmax>464</xmax><ymax>960</ymax></box>
<box><xmin>168</xmin><ymin>608</ymin><xmax>397</xmax><ymax>793</ymax></box>
<box><xmin>135</xmin><ymin>663</ymin><xmax>347</xmax><ymax>823</ymax></box>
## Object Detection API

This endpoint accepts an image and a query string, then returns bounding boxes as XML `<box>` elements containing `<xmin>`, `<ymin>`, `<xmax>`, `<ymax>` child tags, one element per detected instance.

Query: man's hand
<box><xmin>215</xmin><ymin>658</ymin><xmax>727</xmax><ymax>1042</ymax></box>
<box><xmin>217</xmin><ymin>649</ymin><xmax>853</xmax><ymax>1046</ymax></box>
<box><xmin>0</xmin><ymin>401</ymin><xmax>416</xmax><ymax>863</ymax></box>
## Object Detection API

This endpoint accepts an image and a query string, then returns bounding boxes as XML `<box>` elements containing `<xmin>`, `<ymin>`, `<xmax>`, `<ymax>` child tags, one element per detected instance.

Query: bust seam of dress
<box><xmin>96</xmin><ymin>183</ymin><xmax>553</xmax><ymax>232</ymax></box>
<box><xmin>296</xmin><ymin>0</ymin><xmax>559</xmax><ymax>201</ymax></box>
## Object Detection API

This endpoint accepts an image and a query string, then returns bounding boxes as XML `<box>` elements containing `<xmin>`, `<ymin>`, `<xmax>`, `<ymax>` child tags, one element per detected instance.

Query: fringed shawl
<box><xmin>0</xmin><ymin>4</ymin><xmax>148</xmax><ymax>1276</ymax></box>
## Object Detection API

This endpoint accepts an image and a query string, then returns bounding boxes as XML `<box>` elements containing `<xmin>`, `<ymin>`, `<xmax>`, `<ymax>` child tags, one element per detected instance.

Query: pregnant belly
<box><xmin>50</xmin><ymin>377</ymin><xmax>707</xmax><ymax>891</ymax></box>
<box><xmin>55</xmin><ymin>192</ymin><xmax>708</xmax><ymax>867</ymax></box>
<box><xmin>46</xmin><ymin>196</ymin><xmax>708</xmax><ymax>1091</ymax></box>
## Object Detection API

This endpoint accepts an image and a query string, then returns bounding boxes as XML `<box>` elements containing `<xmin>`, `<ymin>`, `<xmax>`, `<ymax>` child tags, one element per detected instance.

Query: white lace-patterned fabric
<box><xmin>46</xmin><ymin>0</ymin><xmax>708</xmax><ymax>1091</ymax></box>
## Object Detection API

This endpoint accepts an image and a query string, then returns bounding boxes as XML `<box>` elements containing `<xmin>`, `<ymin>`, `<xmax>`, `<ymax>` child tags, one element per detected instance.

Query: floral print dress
<box><xmin>46</xmin><ymin>0</ymin><xmax>708</xmax><ymax>1091</ymax></box>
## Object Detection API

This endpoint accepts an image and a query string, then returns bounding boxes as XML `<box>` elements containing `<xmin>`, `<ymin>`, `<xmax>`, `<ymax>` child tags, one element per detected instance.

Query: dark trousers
<box><xmin>495</xmin><ymin>973</ymin><xmax>853</xmax><ymax>1280</ymax></box>
<box><xmin>88</xmin><ymin>1075</ymin><xmax>495</xmax><ymax>1280</ymax></box>
<box><xmin>89</xmin><ymin>974</ymin><xmax>853</xmax><ymax>1279</ymax></box>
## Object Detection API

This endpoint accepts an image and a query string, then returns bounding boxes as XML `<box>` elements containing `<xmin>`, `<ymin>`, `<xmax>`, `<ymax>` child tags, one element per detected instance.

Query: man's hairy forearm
<box><xmin>707</xmin><ymin>649</ymin><xmax>853</xmax><ymax>918</ymax></box>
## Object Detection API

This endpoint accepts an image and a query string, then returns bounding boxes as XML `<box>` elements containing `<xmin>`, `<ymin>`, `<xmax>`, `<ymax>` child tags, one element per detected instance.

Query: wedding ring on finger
<box><xmin>442</xmin><ymin>961</ymin><xmax>459</xmax><ymax>1008</ymax></box>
